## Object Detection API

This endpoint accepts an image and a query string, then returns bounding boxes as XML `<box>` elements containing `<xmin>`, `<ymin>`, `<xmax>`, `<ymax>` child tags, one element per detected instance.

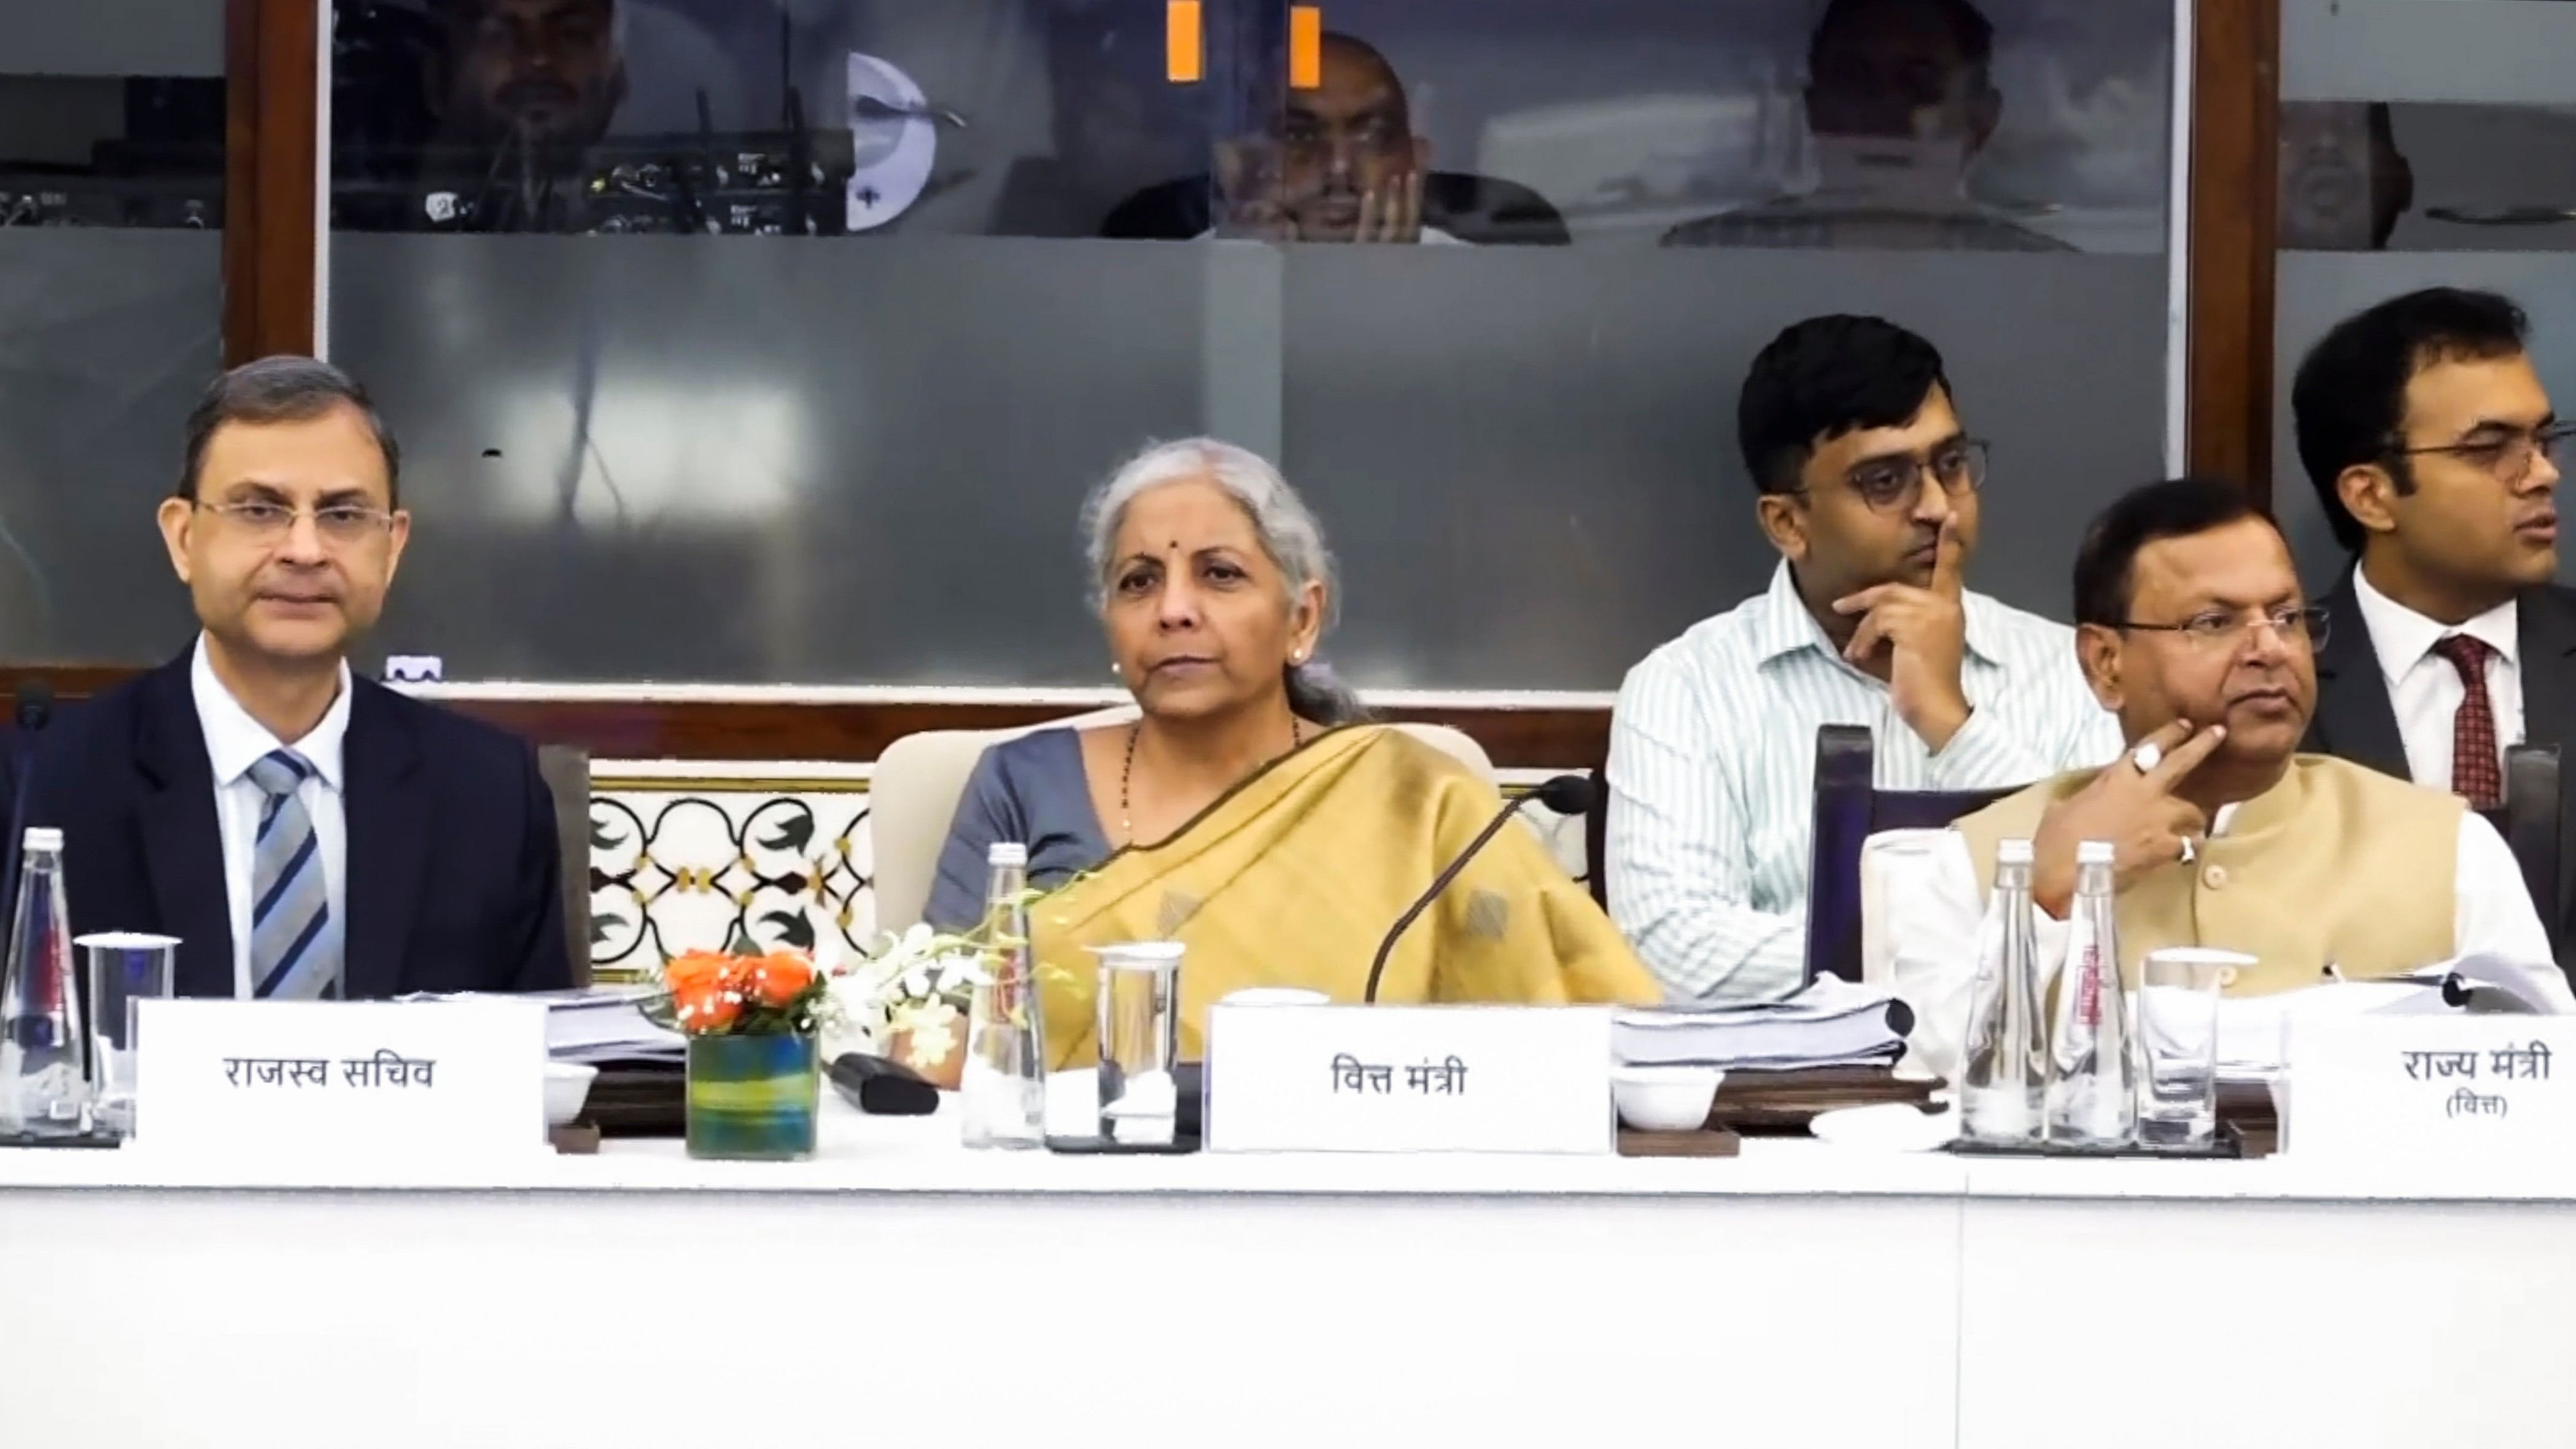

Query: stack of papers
<box><xmin>1615</xmin><ymin>977</ymin><xmax>1914</xmax><ymax>1071</ymax></box>
<box><xmin>2217</xmin><ymin>953</ymin><xmax>2570</xmax><ymax>1081</ymax></box>
<box><xmin>400</xmin><ymin>986</ymin><xmax>685</xmax><ymax>1063</ymax></box>
<box><xmin>534</xmin><ymin>987</ymin><xmax>685</xmax><ymax>1063</ymax></box>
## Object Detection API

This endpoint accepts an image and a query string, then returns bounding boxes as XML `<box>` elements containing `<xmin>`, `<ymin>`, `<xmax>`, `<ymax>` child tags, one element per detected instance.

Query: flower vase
<box><xmin>685</xmin><ymin>1032</ymin><xmax>820</xmax><ymax>1161</ymax></box>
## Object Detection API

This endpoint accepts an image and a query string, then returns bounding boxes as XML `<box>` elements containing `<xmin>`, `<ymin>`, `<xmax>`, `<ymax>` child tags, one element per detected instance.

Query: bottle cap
<box><xmin>1996</xmin><ymin>839</ymin><xmax>2034</xmax><ymax>865</ymax></box>
<box><xmin>21</xmin><ymin>826</ymin><xmax>60</xmax><ymax>851</ymax></box>
<box><xmin>2076</xmin><ymin>840</ymin><xmax>2114</xmax><ymax>864</ymax></box>
<box><xmin>987</xmin><ymin>841</ymin><xmax>1029</xmax><ymax>867</ymax></box>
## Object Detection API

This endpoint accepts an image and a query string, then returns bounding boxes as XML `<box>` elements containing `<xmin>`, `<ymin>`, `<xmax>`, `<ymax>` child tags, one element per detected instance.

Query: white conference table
<box><xmin>4</xmin><ymin>1098</ymin><xmax>2573</xmax><ymax>1449</ymax></box>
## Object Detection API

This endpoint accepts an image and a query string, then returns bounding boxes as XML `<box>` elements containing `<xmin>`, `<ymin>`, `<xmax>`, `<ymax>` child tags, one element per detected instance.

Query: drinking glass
<box><xmin>80</xmin><ymin>932</ymin><xmax>177</xmax><ymax>1136</ymax></box>
<box><xmin>2134</xmin><ymin>948</ymin><xmax>2248</xmax><ymax>1148</ymax></box>
<box><xmin>1092</xmin><ymin>942</ymin><xmax>1183</xmax><ymax>1145</ymax></box>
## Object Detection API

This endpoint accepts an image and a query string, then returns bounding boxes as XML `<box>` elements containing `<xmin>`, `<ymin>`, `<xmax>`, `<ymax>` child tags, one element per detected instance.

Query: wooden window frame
<box><xmin>166</xmin><ymin>0</ymin><xmax>2283</xmax><ymax>767</ymax></box>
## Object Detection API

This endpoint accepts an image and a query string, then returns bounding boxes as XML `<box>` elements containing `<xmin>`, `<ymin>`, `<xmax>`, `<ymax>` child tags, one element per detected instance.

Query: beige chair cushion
<box><xmin>868</xmin><ymin>715</ymin><xmax>1495</xmax><ymax>934</ymax></box>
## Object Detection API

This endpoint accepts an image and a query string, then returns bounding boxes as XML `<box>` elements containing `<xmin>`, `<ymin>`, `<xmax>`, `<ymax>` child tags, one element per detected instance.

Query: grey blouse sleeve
<box><xmin>925</xmin><ymin>745</ymin><xmax>1023</xmax><ymax>931</ymax></box>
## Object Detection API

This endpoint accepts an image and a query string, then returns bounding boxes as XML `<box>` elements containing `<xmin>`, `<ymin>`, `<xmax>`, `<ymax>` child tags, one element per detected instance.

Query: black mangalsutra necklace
<box><xmin>1120</xmin><ymin>715</ymin><xmax>1306</xmax><ymax>843</ymax></box>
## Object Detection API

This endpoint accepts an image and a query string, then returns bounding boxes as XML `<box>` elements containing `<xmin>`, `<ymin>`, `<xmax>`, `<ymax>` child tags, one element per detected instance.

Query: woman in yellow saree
<box><xmin>926</xmin><ymin>437</ymin><xmax>1659</xmax><ymax>1067</ymax></box>
<box><xmin>1031</xmin><ymin>721</ymin><xmax>1658</xmax><ymax>1065</ymax></box>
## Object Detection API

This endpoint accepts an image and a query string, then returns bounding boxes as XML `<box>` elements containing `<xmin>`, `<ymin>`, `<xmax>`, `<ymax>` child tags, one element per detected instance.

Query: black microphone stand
<box><xmin>1362</xmin><ymin>775</ymin><xmax>1595</xmax><ymax>1003</ymax></box>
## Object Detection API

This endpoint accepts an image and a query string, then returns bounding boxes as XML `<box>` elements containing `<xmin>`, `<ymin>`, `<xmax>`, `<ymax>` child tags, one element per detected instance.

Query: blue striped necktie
<box><xmin>247</xmin><ymin>748</ymin><xmax>339</xmax><ymax>1000</ymax></box>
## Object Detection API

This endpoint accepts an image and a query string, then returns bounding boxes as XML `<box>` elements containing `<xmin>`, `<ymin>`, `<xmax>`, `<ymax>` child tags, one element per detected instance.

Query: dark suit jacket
<box><xmin>1098</xmin><ymin>170</ymin><xmax>1573</xmax><ymax>246</ymax></box>
<box><xmin>21</xmin><ymin>652</ymin><xmax>572</xmax><ymax>999</ymax></box>
<box><xmin>2304</xmin><ymin>571</ymin><xmax>2576</xmax><ymax>958</ymax></box>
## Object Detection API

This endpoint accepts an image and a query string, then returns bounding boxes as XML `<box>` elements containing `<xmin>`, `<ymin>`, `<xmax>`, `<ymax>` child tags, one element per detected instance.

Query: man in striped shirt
<box><xmin>1607</xmin><ymin>315</ymin><xmax>2120</xmax><ymax>1002</ymax></box>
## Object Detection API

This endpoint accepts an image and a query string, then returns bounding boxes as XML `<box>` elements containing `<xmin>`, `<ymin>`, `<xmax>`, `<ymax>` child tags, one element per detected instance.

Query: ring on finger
<box><xmin>2130</xmin><ymin>742</ymin><xmax>2163</xmax><ymax>774</ymax></box>
<box><xmin>2178</xmin><ymin>837</ymin><xmax>2197</xmax><ymax>864</ymax></box>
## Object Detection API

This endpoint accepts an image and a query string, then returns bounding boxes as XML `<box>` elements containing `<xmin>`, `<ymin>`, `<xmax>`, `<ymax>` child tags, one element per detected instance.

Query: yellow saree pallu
<box><xmin>1029</xmin><ymin>724</ymin><xmax>1662</xmax><ymax>1068</ymax></box>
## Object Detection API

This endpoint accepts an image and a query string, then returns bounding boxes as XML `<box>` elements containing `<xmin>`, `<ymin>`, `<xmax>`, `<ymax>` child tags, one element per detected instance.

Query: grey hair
<box><xmin>1080</xmin><ymin>438</ymin><xmax>1367</xmax><ymax>726</ymax></box>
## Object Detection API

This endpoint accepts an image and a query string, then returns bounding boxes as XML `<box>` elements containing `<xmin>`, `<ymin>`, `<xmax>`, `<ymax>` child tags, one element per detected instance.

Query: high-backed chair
<box><xmin>2486</xmin><ymin>743</ymin><xmax>2562</xmax><ymax>973</ymax></box>
<box><xmin>1804</xmin><ymin>724</ymin><xmax>2020</xmax><ymax>985</ymax></box>
<box><xmin>536</xmin><ymin>744</ymin><xmax>594</xmax><ymax>987</ymax></box>
<box><xmin>1585</xmin><ymin>766</ymin><xmax>1610</xmax><ymax>912</ymax></box>
<box><xmin>869</xmin><ymin>714</ymin><xmax>1497</xmax><ymax>934</ymax></box>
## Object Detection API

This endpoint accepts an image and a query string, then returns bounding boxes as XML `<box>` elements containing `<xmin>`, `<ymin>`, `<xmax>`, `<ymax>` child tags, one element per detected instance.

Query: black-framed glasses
<box><xmin>196</xmin><ymin>500</ymin><xmax>397</xmax><ymax>548</ymax></box>
<box><xmin>2387</xmin><ymin>421</ymin><xmax>2576</xmax><ymax>484</ymax></box>
<box><xmin>2117</xmin><ymin>603</ymin><xmax>2329</xmax><ymax>651</ymax></box>
<box><xmin>1800</xmin><ymin>438</ymin><xmax>1989</xmax><ymax>514</ymax></box>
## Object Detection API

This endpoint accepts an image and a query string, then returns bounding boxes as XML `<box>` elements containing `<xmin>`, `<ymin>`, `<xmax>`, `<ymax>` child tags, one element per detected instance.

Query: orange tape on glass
<box><xmin>1289</xmin><ymin>6</ymin><xmax>1322</xmax><ymax>89</ymax></box>
<box><xmin>1166</xmin><ymin>1</ymin><xmax>1203</xmax><ymax>84</ymax></box>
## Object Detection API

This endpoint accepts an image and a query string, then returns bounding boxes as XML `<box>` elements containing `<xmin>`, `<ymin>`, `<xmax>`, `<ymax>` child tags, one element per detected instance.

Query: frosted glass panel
<box><xmin>2273</xmin><ymin>0</ymin><xmax>2576</xmax><ymax>591</ymax></box>
<box><xmin>0</xmin><ymin>232</ymin><xmax>222</xmax><ymax>662</ymax></box>
<box><xmin>0</xmin><ymin>3</ymin><xmax>223</xmax><ymax>664</ymax></box>
<box><xmin>328</xmin><ymin>0</ymin><xmax>2176</xmax><ymax>688</ymax></box>
<box><xmin>2285</xmin><ymin>0</ymin><xmax>2576</xmax><ymax>106</ymax></box>
<box><xmin>333</xmin><ymin>236</ymin><xmax>2167</xmax><ymax>688</ymax></box>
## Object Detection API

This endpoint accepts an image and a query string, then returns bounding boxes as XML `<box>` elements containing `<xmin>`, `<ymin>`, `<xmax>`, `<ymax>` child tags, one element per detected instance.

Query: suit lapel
<box><xmin>133</xmin><ymin>656</ymin><xmax>234</xmax><ymax>997</ymax></box>
<box><xmin>2309</xmin><ymin>574</ymin><xmax>2413</xmax><ymax>780</ymax></box>
<box><xmin>342</xmin><ymin>681</ymin><xmax>426</xmax><ymax>1001</ymax></box>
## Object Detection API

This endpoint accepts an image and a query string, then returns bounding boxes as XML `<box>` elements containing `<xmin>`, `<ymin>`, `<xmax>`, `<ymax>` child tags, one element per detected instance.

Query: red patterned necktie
<box><xmin>2433</xmin><ymin>634</ymin><xmax>2502</xmax><ymax>809</ymax></box>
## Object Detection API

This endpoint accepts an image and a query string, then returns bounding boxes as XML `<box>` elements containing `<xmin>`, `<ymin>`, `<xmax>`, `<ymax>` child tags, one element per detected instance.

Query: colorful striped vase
<box><xmin>685</xmin><ymin>1032</ymin><xmax>820</xmax><ymax>1161</ymax></box>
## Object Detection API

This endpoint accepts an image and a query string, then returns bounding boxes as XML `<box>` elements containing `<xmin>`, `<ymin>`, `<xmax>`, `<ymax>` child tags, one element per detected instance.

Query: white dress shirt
<box><xmin>191</xmin><ymin>637</ymin><xmax>351</xmax><ymax>999</ymax></box>
<box><xmin>1607</xmin><ymin>561</ymin><xmax>2123</xmax><ymax>1004</ymax></box>
<box><xmin>1866</xmin><ymin>807</ymin><xmax>2566</xmax><ymax>1082</ymax></box>
<box><xmin>2350</xmin><ymin>565</ymin><xmax>2523</xmax><ymax>790</ymax></box>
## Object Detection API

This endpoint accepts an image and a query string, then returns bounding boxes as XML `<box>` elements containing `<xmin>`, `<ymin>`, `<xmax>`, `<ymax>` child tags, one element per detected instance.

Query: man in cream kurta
<box><xmin>1869</xmin><ymin>479</ymin><xmax>2568</xmax><ymax>1081</ymax></box>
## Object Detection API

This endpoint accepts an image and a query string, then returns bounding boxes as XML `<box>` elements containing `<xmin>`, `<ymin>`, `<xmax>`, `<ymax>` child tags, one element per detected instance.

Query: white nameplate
<box><xmin>1205</xmin><ymin>1004</ymin><xmax>1613</xmax><ymax>1154</ymax></box>
<box><xmin>133</xmin><ymin>998</ymin><xmax>548</xmax><ymax>1160</ymax></box>
<box><xmin>2286</xmin><ymin>1015</ymin><xmax>2576</xmax><ymax>1162</ymax></box>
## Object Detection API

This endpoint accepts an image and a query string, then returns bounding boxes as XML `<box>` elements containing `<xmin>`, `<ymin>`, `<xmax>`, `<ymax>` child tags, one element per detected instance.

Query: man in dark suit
<box><xmin>2291</xmin><ymin>287</ymin><xmax>2576</xmax><ymax>961</ymax></box>
<box><xmin>29</xmin><ymin>356</ymin><xmax>570</xmax><ymax>999</ymax></box>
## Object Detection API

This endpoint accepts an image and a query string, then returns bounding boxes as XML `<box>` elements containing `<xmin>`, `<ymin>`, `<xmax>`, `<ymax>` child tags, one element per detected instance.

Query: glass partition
<box><xmin>0</xmin><ymin>1</ymin><xmax>225</xmax><ymax>664</ymax></box>
<box><xmin>2273</xmin><ymin>0</ymin><xmax>2576</xmax><ymax>587</ymax></box>
<box><xmin>328</xmin><ymin>0</ymin><xmax>2178</xmax><ymax>688</ymax></box>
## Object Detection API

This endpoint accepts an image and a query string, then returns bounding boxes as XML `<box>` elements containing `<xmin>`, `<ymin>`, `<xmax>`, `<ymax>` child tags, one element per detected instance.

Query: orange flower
<box><xmin>748</xmin><ymin>951</ymin><xmax>816</xmax><ymax>1008</ymax></box>
<box><xmin>672</xmin><ymin>976</ymin><xmax>742</xmax><ymax>1033</ymax></box>
<box><xmin>665</xmin><ymin>950</ymin><xmax>733</xmax><ymax>995</ymax></box>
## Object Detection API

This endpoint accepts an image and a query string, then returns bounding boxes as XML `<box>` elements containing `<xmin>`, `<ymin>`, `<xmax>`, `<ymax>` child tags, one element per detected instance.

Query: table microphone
<box><xmin>1363</xmin><ymin>773</ymin><xmax>1595</xmax><ymax>1003</ymax></box>
<box><xmin>0</xmin><ymin>678</ymin><xmax>52</xmax><ymax>910</ymax></box>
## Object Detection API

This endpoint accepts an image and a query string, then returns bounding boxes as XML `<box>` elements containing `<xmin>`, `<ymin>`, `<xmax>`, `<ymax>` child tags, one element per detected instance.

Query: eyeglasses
<box><xmin>197</xmin><ymin>500</ymin><xmax>396</xmax><ymax>548</ymax></box>
<box><xmin>1801</xmin><ymin>438</ymin><xmax>1989</xmax><ymax>514</ymax></box>
<box><xmin>2117</xmin><ymin>603</ymin><xmax>2330</xmax><ymax>651</ymax></box>
<box><xmin>2387</xmin><ymin>422</ymin><xmax>2576</xmax><ymax>484</ymax></box>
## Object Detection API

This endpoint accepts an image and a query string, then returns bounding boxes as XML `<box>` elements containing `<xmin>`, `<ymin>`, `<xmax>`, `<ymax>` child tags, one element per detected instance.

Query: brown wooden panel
<box><xmin>0</xmin><ymin>666</ymin><xmax>1609</xmax><ymax>771</ymax></box>
<box><xmin>2186</xmin><ymin>0</ymin><xmax>2282</xmax><ymax>502</ymax></box>
<box><xmin>222</xmin><ymin>0</ymin><xmax>320</xmax><ymax>366</ymax></box>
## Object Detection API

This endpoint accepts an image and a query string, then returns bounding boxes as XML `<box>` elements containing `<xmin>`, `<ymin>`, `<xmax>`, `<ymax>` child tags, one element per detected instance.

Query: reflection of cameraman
<box><xmin>432</xmin><ymin>0</ymin><xmax>626</xmax><ymax>158</ymax></box>
<box><xmin>424</xmin><ymin>0</ymin><xmax>629</xmax><ymax>231</ymax></box>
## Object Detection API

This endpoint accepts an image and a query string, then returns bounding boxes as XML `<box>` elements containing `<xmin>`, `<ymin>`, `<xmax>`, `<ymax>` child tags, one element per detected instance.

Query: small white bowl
<box><xmin>1612</xmin><ymin>1065</ymin><xmax>1724</xmax><ymax>1132</ymax></box>
<box><xmin>545</xmin><ymin>1062</ymin><xmax>599</xmax><ymax>1127</ymax></box>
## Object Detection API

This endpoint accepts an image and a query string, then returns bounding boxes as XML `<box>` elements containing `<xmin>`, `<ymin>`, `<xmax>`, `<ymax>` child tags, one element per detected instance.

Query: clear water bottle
<box><xmin>0</xmin><ymin>827</ymin><xmax>89</xmax><ymax>1137</ymax></box>
<box><xmin>2046</xmin><ymin>839</ymin><xmax>2135</xmax><ymax>1148</ymax></box>
<box><xmin>1961</xmin><ymin>837</ymin><xmax>2045</xmax><ymax>1145</ymax></box>
<box><xmin>960</xmin><ymin>841</ymin><xmax>1046</xmax><ymax>1149</ymax></box>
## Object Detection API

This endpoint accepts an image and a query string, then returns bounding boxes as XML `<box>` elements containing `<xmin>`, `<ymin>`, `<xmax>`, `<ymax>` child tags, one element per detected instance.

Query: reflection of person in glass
<box><xmin>425</xmin><ymin>0</ymin><xmax>627</xmax><ymax>230</ymax></box>
<box><xmin>1216</xmin><ymin>33</ymin><xmax>1451</xmax><ymax>244</ymax></box>
<box><xmin>1095</xmin><ymin>29</ymin><xmax>1563</xmax><ymax>243</ymax></box>
<box><xmin>2278</xmin><ymin>102</ymin><xmax>2413</xmax><ymax>251</ymax></box>
<box><xmin>1663</xmin><ymin>0</ymin><xmax>2069</xmax><ymax>252</ymax></box>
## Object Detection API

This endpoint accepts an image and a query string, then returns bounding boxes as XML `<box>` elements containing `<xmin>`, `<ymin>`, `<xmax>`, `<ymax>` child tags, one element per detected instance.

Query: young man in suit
<box><xmin>30</xmin><ymin>356</ymin><xmax>571</xmax><ymax>999</ymax></box>
<box><xmin>2291</xmin><ymin>287</ymin><xmax>2576</xmax><ymax>960</ymax></box>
